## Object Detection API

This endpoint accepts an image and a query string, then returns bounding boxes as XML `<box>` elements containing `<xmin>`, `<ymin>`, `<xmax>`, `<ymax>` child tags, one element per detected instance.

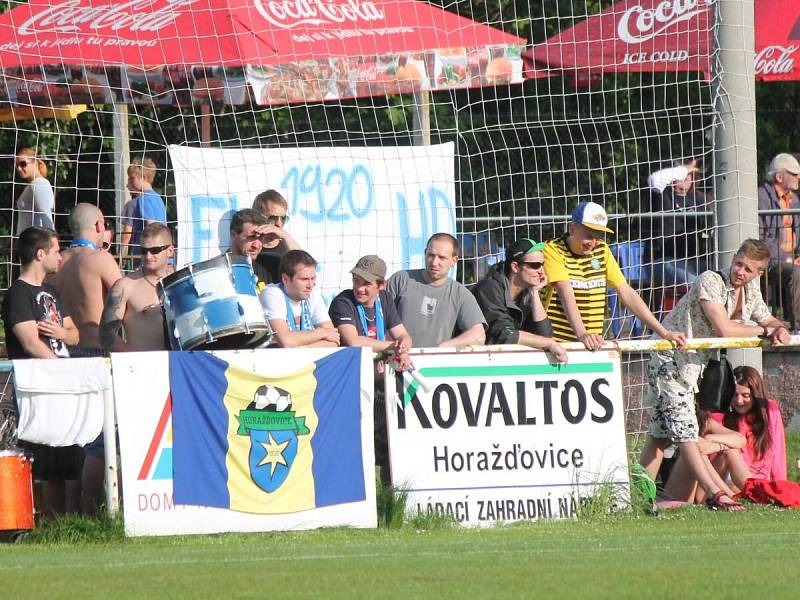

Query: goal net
<box><xmin>0</xmin><ymin>0</ymin><xmax>718</xmax><ymax>445</ymax></box>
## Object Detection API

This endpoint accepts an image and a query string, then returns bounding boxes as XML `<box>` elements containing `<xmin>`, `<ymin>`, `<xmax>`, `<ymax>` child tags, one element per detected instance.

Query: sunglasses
<box><xmin>266</xmin><ymin>214</ymin><xmax>289</xmax><ymax>225</ymax></box>
<box><xmin>17</xmin><ymin>160</ymin><xmax>32</xmax><ymax>168</ymax></box>
<box><xmin>141</xmin><ymin>244</ymin><xmax>170</xmax><ymax>255</ymax></box>
<box><xmin>521</xmin><ymin>261</ymin><xmax>544</xmax><ymax>270</ymax></box>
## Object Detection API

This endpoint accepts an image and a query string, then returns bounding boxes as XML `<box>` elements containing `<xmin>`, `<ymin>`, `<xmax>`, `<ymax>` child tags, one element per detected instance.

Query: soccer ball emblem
<box><xmin>250</xmin><ymin>385</ymin><xmax>292</xmax><ymax>412</ymax></box>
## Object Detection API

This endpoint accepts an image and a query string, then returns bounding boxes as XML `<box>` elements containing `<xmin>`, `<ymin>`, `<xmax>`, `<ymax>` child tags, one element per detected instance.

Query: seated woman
<box><xmin>708</xmin><ymin>366</ymin><xmax>787</xmax><ymax>490</ymax></box>
<box><xmin>659</xmin><ymin>406</ymin><xmax>747</xmax><ymax>510</ymax></box>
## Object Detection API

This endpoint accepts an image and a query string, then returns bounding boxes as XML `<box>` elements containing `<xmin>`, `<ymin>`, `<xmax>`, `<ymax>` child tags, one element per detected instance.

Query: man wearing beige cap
<box><xmin>329</xmin><ymin>254</ymin><xmax>412</xmax><ymax>486</ymax></box>
<box><xmin>543</xmin><ymin>201</ymin><xmax>685</xmax><ymax>350</ymax></box>
<box><xmin>759</xmin><ymin>152</ymin><xmax>800</xmax><ymax>329</ymax></box>
<box><xmin>328</xmin><ymin>254</ymin><xmax>412</xmax><ymax>359</ymax></box>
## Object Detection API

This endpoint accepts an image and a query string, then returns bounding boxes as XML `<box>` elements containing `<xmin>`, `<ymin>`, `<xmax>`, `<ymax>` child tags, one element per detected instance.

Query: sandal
<box><xmin>706</xmin><ymin>491</ymin><xmax>746</xmax><ymax>512</ymax></box>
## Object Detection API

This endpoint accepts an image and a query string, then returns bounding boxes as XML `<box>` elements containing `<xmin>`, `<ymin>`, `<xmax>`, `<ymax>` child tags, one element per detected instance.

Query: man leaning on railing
<box><xmin>638</xmin><ymin>239</ymin><xmax>790</xmax><ymax>512</ymax></box>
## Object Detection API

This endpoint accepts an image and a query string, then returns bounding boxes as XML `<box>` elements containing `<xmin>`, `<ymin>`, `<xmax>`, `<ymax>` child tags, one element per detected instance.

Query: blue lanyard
<box><xmin>356</xmin><ymin>295</ymin><xmax>384</xmax><ymax>341</ymax></box>
<box><xmin>71</xmin><ymin>238</ymin><xmax>97</xmax><ymax>250</ymax></box>
<box><xmin>281</xmin><ymin>285</ymin><xmax>313</xmax><ymax>331</ymax></box>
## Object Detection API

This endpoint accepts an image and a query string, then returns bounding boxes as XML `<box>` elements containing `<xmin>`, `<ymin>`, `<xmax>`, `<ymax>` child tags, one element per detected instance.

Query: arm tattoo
<box><xmin>100</xmin><ymin>283</ymin><xmax>126</xmax><ymax>348</ymax></box>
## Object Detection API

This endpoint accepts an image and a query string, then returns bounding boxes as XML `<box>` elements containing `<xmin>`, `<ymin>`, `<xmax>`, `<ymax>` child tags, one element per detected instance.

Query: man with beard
<box><xmin>385</xmin><ymin>233</ymin><xmax>486</xmax><ymax>348</ymax></box>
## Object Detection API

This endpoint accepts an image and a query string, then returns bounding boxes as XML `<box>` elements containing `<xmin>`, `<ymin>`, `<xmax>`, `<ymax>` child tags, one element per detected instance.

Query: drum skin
<box><xmin>159</xmin><ymin>254</ymin><xmax>272</xmax><ymax>350</ymax></box>
<box><xmin>0</xmin><ymin>450</ymin><xmax>34</xmax><ymax>531</ymax></box>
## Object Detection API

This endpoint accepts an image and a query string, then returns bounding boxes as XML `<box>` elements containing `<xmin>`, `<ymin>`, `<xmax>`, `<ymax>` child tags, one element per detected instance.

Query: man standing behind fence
<box><xmin>120</xmin><ymin>157</ymin><xmax>167</xmax><ymax>258</ymax></box>
<box><xmin>1</xmin><ymin>227</ymin><xmax>80</xmax><ymax>517</ymax></box>
<box><xmin>542</xmin><ymin>201</ymin><xmax>685</xmax><ymax>349</ymax></box>
<box><xmin>252</xmin><ymin>189</ymin><xmax>302</xmax><ymax>283</ymax></box>
<box><xmin>48</xmin><ymin>203</ymin><xmax>122</xmax><ymax>352</ymax></box>
<box><xmin>386</xmin><ymin>233</ymin><xmax>486</xmax><ymax>348</ymax></box>
<box><xmin>647</xmin><ymin>158</ymin><xmax>710</xmax><ymax>287</ymax></box>
<box><xmin>758</xmin><ymin>152</ymin><xmax>800</xmax><ymax>330</ymax></box>
<box><xmin>638</xmin><ymin>239</ymin><xmax>790</xmax><ymax>511</ymax></box>
<box><xmin>472</xmin><ymin>238</ymin><xmax>567</xmax><ymax>363</ymax></box>
<box><xmin>100</xmin><ymin>223</ymin><xmax>174</xmax><ymax>352</ymax></box>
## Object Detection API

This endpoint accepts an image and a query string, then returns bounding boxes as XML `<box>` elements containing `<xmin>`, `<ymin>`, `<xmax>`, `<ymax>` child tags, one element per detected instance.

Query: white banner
<box><xmin>169</xmin><ymin>143</ymin><xmax>456</xmax><ymax>306</ymax></box>
<box><xmin>113</xmin><ymin>348</ymin><xmax>376</xmax><ymax>537</ymax></box>
<box><xmin>386</xmin><ymin>349</ymin><xmax>630</xmax><ymax>526</ymax></box>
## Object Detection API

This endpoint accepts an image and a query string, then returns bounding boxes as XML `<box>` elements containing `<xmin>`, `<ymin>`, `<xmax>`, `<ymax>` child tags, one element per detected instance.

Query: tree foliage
<box><xmin>0</xmin><ymin>0</ymin><xmax>796</xmax><ymax>267</ymax></box>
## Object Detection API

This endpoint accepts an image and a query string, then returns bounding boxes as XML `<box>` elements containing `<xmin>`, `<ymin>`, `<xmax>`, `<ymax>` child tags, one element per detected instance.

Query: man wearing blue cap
<box><xmin>473</xmin><ymin>238</ymin><xmax>567</xmax><ymax>363</ymax></box>
<box><xmin>543</xmin><ymin>201</ymin><xmax>685</xmax><ymax>350</ymax></box>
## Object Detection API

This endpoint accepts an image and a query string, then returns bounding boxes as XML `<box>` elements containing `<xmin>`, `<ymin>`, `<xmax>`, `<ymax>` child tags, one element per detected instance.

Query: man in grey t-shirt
<box><xmin>386</xmin><ymin>233</ymin><xmax>486</xmax><ymax>348</ymax></box>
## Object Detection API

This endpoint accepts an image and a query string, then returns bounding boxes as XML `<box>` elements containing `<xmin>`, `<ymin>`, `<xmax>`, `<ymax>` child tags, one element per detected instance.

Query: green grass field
<box><xmin>2</xmin><ymin>436</ymin><xmax>799</xmax><ymax>598</ymax></box>
<box><xmin>3</xmin><ymin>505</ymin><xmax>800</xmax><ymax>598</ymax></box>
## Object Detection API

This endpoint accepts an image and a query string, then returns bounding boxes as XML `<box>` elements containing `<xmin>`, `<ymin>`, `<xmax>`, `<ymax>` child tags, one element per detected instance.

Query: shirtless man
<box><xmin>47</xmin><ymin>203</ymin><xmax>122</xmax><ymax>351</ymax></box>
<box><xmin>100</xmin><ymin>223</ymin><xmax>173</xmax><ymax>351</ymax></box>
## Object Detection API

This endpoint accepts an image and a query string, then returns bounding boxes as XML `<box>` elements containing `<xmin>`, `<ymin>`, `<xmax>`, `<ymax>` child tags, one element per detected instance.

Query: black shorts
<box><xmin>19</xmin><ymin>441</ymin><xmax>82</xmax><ymax>482</ymax></box>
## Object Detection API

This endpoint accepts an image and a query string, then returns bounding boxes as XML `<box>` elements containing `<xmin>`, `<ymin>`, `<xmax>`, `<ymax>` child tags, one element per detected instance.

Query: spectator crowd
<box><xmin>2</xmin><ymin>149</ymin><xmax>799</xmax><ymax>518</ymax></box>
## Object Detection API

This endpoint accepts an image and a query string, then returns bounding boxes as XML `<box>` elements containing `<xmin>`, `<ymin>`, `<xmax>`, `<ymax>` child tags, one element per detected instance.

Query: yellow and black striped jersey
<box><xmin>542</xmin><ymin>235</ymin><xmax>626</xmax><ymax>342</ymax></box>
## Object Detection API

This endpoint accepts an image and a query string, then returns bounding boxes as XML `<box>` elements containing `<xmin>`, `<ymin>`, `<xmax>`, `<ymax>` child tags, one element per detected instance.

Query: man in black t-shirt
<box><xmin>1</xmin><ymin>227</ymin><xmax>81</xmax><ymax>517</ymax></box>
<box><xmin>252</xmin><ymin>190</ymin><xmax>302</xmax><ymax>283</ymax></box>
<box><xmin>329</xmin><ymin>255</ymin><xmax>412</xmax><ymax>485</ymax></box>
<box><xmin>328</xmin><ymin>255</ymin><xmax>412</xmax><ymax>357</ymax></box>
<box><xmin>2</xmin><ymin>228</ymin><xmax>78</xmax><ymax>359</ymax></box>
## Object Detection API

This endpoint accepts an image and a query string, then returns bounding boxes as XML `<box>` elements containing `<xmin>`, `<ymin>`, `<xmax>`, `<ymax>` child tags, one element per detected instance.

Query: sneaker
<box><xmin>630</xmin><ymin>463</ymin><xmax>657</xmax><ymax>504</ymax></box>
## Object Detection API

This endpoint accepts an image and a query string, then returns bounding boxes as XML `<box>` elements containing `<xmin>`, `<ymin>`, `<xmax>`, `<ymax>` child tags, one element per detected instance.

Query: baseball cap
<box><xmin>350</xmin><ymin>254</ymin><xmax>387</xmax><ymax>282</ymax></box>
<box><xmin>768</xmin><ymin>153</ymin><xmax>800</xmax><ymax>176</ymax></box>
<box><xmin>571</xmin><ymin>201</ymin><xmax>614</xmax><ymax>233</ymax></box>
<box><xmin>507</xmin><ymin>238</ymin><xmax>546</xmax><ymax>261</ymax></box>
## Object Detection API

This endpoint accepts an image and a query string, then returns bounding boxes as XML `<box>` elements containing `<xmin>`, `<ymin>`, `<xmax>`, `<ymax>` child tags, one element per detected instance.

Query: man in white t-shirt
<box><xmin>259</xmin><ymin>249</ymin><xmax>340</xmax><ymax>348</ymax></box>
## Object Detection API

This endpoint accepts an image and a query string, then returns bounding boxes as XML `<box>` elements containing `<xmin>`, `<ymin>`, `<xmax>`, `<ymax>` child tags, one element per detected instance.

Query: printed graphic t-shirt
<box><xmin>1</xmin><ymin>279</ymin><xmax>70</xmax><ymax>358</ymax></box>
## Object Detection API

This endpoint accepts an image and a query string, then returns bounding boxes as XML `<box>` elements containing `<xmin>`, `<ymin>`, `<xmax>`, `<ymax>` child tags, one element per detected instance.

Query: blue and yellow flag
<box><xmin>170</xmin><ymin>348</ymin><xmax>365</xmax><ymax>514</ymax></box>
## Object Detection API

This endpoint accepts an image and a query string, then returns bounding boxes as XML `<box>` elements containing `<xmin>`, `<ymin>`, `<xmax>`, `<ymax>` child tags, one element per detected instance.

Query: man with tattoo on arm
<box><xmin>100</xmin><ymin>223</ymin><xmax>174</xmax><ymax>352</ymax></box>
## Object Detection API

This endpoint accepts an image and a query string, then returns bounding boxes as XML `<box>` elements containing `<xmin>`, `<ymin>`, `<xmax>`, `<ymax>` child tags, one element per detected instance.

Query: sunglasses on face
<box><xmin>266</xmin><ymin>214</ymin><xmax>288</xmax><ymax>225</ymax></box>
<box><xmin>17</xmin><ymin>160</ymin><xmax>32</xmax><ymax>168</ymax></box>
<box><xmin>521</xmin><ymin>261</ymin><xmax>544</xmax><ymax>270</ymax></box>
<box><xmin>141</xmin><ymin>244</ymin><xmax>170</xmax><ymax>255</ymax></box>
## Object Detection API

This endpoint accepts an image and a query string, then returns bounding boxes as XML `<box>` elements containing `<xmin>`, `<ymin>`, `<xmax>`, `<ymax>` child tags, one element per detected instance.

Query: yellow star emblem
<box><xmin>257</xmin><ymin>433</ymin><xmax>290</xmax><ymax>476</ymax></box>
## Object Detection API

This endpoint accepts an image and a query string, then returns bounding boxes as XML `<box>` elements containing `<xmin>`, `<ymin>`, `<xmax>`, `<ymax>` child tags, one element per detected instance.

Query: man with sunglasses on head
<box><xmin>252</xmin><ymin>190</ymin><xmax>302</xmax><ymax>284</ymax></box>
<box><xmin>47</xmin><ymin>203</ymin><xmax>122</xmax><ymax>354</ymax></box>
<box><xmin>473</xmin><ymin>238</ymin><xmax>568</xmax><ymax>364</ymax></box>
<box><xmin>100</xmin><ymin>223</ymin><xmax>174</xmax><ymax>352</ymax></box>
<box><xmin>543</xmin><ymin>201</ymin><xmax>685</xmax><ymax>351</ymax></box>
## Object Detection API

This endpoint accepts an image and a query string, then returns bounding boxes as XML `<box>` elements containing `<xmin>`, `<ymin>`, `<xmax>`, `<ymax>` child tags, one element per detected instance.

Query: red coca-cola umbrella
<box><xmin>523</xmin><ymin>0</ymin><xmax>800</xmax><ymax>82</ymax></box>
<box><xmin>754</xmin><ymin>0</ymin><xmax>800</xmax><ymax>81</ymax></box>
<box><xmin>0</xmin><ymin>0</ymin><xmax>527</xmax><ymax>106</ymax></box>
<box><xmin>523</xmin><ymin>0</ymin><xmax>712</xmax><ymax>78</ymax></box>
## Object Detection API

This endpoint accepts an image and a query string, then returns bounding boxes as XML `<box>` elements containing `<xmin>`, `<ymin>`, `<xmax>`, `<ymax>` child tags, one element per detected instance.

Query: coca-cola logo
<box><xmin>17</xmin><ymin>0</ymin><xmax>197</xmax><ymax>36</ymax></box>
<box><xmin>755</xmin><ymin>45</ymin><xmax>798</xmax><ymax>76</ymax></box>
<box><xmin>617</xmin><ymin>0</ymin><xmax>713</xmax><ymax>44</ymax></box>
<box><xmin>255</xmin><ymin>0</ymin><xmax>385</xmax><ymax>30</ymax></box>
